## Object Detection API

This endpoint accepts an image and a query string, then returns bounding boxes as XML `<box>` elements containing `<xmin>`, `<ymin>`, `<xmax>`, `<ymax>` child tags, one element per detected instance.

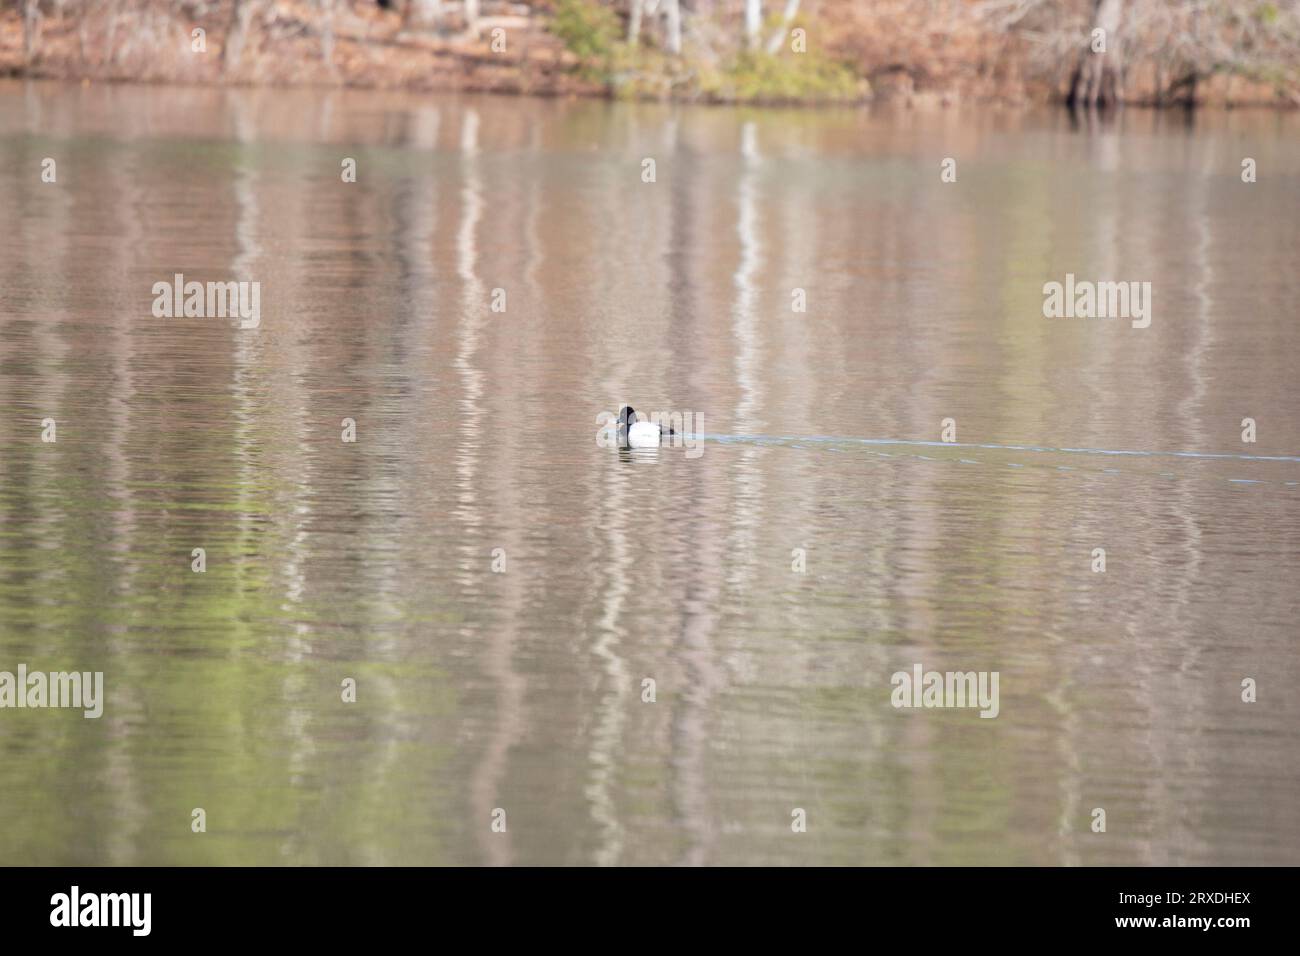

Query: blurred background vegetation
<box><xmin>1</xmin><ymin>1</ymin><xmax>1298</xmax><ymax>106</ymax></box>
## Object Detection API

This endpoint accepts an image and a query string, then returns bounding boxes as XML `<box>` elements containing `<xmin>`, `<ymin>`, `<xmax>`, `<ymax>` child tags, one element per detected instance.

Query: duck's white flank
<box><xmin>627</xmin><ymin>420</ymin><xmax>662</xmax><ymax>447</ymax></box>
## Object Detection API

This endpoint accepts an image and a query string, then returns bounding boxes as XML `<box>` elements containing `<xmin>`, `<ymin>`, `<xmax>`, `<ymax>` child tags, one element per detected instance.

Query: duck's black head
<box><xmin>616</xmin><ymin>406</ymin><xmax>637</xmax><ymax>430</ymax></box>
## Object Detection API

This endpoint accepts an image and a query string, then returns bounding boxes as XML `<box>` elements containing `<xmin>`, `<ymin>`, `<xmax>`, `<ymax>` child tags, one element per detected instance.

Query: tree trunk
<box><xmin>663</xmin><ymin>0</ymin><xmax>681</xmax><ymax>55</ymax></box>
<box><xmin>321</xmin><ymin>0</ymin><xmax>337</xmax><ymax>67</ymax></box>
<box><xmin>224</xmin><ymin>0</ymin><xmax>257</xmax><ymax>74</ymax></box>
<box><xmin>1070</xmin><ymin>0</ymin><xmax>1124</xmax><ymax>108</ymax></box>
<box><xmin>23</xmin><ymin>0</ymin><xmax>41</xmax><ymax>63</ymax></box>
<box><xmin>744</xmin><ymin>0</ymin><xmax>762</xmax><ymax>52</ymax></box>
<box><xmin>765</xmin><ymin>0</ymin><xmax>800</xmax><ymax>55</ymax></box>
<box><xmin>628</xmin><ymin>0</ymin><xmax>642</xmax><ymax>46</ymax></box>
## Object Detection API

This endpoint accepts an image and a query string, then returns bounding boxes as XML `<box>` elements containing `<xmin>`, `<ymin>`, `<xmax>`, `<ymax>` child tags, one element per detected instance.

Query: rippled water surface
<box><xmin>2</xmin><ymin>80</ymin><xmax>1299</xmax><ymax>865</ymax></box>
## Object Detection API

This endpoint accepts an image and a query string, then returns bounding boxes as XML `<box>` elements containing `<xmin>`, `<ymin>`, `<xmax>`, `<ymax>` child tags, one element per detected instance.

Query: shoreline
<box><xmin>3</xmin><ymin>2</ymin><xmax>1297</xmax><ymax>111</ymax></box>
<box><xmin>7</xmin><ymin>72</ymin><xmax>1296</xmax><ymax>116</ymax></box>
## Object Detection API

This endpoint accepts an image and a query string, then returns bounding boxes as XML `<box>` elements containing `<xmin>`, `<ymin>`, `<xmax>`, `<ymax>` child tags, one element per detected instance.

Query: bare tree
<box><xmin>765</xmin><ymin>0</ymin><xmax>801</xmax><ymax>54</ymax></box>
<box><xmin>628</xmin><ymin>0</ymin><xmax>643</xmax><ymax>46</ymax></box>
<box><xmin>23</xmin><ymin>0</ymin><xmax>41</xmax><ymax>63</ymax></box>
<box><xmin>225</xmin><ymin>0</ymin><xmax>258</xmax><ymax>74</ymax></box>
<box><xmin>321</xmin><ymin>0</ymin><xmax>338</xmax><ymax>67</ymax></box>
<box><xmin>1070</xmin><ymin>0</ymin><xmax>1125</xmax><ymax>107</ymax></box>
<box><xmin>627</xmin><ymin>0</ymin><xmax>681</xmax><ymax>54</ymax></box>
<box><xmin>664</xmin><ymin>0</ymin><xmax>682</xmax><ymax>54</ymax></box>
<box><xmin>744</xmin><ymin>0</ymin><xmax>762</xmax><ymax>51</ymax></box>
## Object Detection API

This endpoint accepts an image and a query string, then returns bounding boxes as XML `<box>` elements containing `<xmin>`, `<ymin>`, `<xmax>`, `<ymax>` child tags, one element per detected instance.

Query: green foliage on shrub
<box><xmin>700</xmin><ymin>49</ymin><xmax>863</xmax><ymax>105</ymax></box>
<box><xmin>550</xmin><ymin>0</ymin><xmax>622</xmax><ymax>67</ymax></box>
<box><xmin>549</xmin><ymin>2</ymin><xmax>863</xmax><ymax>104</ymax></box>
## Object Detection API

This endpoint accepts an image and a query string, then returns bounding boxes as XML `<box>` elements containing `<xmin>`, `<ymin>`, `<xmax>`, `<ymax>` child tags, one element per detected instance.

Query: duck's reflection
<box><xmin>618</xmin><ymin>446</ymin><xmax>661</xmax><ymax>464</ymax></box>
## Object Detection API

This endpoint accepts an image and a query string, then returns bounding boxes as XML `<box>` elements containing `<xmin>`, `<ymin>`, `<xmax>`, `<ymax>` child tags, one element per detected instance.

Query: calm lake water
<box><xmin>1</xmin><ymin>80</ymin><xmax>1298</xmax><ymax>865</ymax></box>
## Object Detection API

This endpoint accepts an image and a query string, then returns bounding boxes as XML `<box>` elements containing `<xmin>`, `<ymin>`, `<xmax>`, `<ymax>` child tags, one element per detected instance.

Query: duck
<box><xmin>617</xmin><ymin>405</ymin><xmax>676</xmax><ymax>448</ymax></box>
